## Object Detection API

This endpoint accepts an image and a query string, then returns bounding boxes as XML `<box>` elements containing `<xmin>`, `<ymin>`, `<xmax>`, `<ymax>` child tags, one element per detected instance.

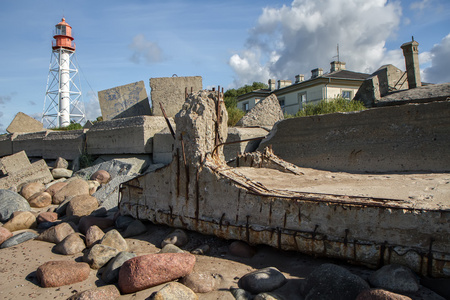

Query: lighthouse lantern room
<box><xmin>42</xmin><ymin>18</ymin><xmax>85</xmax><ymax>128</ymax></box>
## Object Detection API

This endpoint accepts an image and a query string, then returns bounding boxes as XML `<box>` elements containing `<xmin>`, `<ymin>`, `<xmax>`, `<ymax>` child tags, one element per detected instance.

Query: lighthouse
<box><xmin>42</xmin><ymin>18</ymin><xmax>85</xmax><ymax>128</ymax></box>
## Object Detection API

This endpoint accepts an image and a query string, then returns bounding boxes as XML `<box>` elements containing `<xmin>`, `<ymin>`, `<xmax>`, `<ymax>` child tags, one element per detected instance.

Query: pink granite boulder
<box><xmin>21</xmin><ymin>182</ymin><xmax>45</xmax><ymax>200</ymax></box>
<box><xmin>37</xmin><ymin>211</ymin><xmax>58</xmax><ymax>223</ymax></box>
<box><xmin>37</xmin><ymin>261</ymin><xmax>90</xmax><ymax>287</ymax></box>
<box><xmin>0</xmin><ymin>227</ymin><xmax>13</xmax><ymax>245</ymax></box>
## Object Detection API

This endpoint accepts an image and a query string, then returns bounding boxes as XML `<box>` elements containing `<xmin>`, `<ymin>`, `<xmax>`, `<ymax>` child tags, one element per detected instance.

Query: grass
<box><xmin>51</xmin><ymin>122</ymin><xmax>83</xmax><ymax>131</ymax></box>
<box><xmin>293</xmin><ymin>97</ymin><xmax>366</xmax><ymax>117</ymax></box>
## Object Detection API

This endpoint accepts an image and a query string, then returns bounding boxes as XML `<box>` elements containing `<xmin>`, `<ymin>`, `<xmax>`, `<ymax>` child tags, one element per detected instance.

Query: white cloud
<box><xmin>229</xmin><ymin>0</ymin><xmax>402</xmax><ymax>86</ymax></box>
<box><xmin>410</xmin><ymin>0</ymin><xmax>431</xmax><ymax>11</ymax></box>
<box><xmin>422</xmin><ymin>33</ymin><xmax>450</xmax><ymax>84</ymax></box>
<box><xmin>129</xmin><ymin>34</ymin><xmax>164</xmax><ymax>64</ymax></box>
<box><xmin>84</xmin><ymin>91</ymin><xmax>102</xmax><ymax>121</ymax></box>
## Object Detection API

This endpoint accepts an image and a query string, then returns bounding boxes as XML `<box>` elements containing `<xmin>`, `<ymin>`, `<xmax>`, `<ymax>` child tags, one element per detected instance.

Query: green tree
<box><xmin>224</xmin><ymin>82</ymin><xmax>268</xmax><ymax>126</ymax></box>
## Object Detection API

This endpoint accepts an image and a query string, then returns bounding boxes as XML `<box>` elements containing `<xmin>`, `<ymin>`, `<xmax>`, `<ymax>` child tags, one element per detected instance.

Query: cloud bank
<box><xmin>229</xmin><ymin>0</ymin><xmax>403</xmax><ymax>86</ymax></box>
<box><xmin>422</xmin><ymin>33</ymin><xmax>450</xmax><ymax>84</ymax></box>
<box><xmin>129</xmin><ymin>34</ymin><xmax>164</xmax><ymax>64</ymax></box>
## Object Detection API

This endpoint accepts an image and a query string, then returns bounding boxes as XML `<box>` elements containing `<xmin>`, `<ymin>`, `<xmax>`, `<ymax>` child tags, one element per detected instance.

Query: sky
<box><xmin>0</xmin><ymin>0</ymin><xmax>449</xmax><ymax>132</ymax></box>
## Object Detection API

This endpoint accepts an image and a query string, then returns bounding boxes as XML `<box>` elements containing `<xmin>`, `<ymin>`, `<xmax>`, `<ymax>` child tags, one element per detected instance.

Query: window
<box><xmin>243</xmin><ymin>102</ymin><xmax>249</xmax><ymax>112</ymax></box>
<box><xmin>342</xmin><ymin>90</ymin><xmax>352</xmax><ymax>99</ymax></box>
<box><xmin>298</xmin><ymin>92</ymin><xmax>307</xmax><ymax>109</ymax></box>
<box><xmin>278</xmin><ymin>97</ymin><xmax>285</xmax><ymax>112</ymax></box>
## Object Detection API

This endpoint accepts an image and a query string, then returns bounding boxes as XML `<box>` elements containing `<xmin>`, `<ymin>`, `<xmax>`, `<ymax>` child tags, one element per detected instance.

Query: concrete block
<box><xmin>86</xmin><ymin>116</ymin><xmax>167</xmax><ymax>155</ymax></box>
<box><xmin>0</xmin><ymin>134</ymin><xmax>14</xmax><ymax>157</ymax></box>
<box><xmin>6</xmin><ymin>112</ymin><xmax>44</xmax><ymax>134</ymax></box>
<box><xmin>0</xmin><ymin>159</ymin><xmax>53</xmax><ymax>190</ymax></box>
<box><xmin>12</xmin><ymin>131</ymin><xmax>49</xmax><ymax>157</ymax></box>
<box><xmin>0</xmin><ymin>150</ymin><xmax>31</xmax><ymax>176</ymax></box>
<box><xmin>152</xmin><ymin>127</ymin><xmax>175</xmax><ymax>165</ymax></box>
<box><xmin>98</xmin><ymin>81</ymin><xmax>151</xmax><ymax>121</ymax></box>
<box><xmin>224</xmin><ymin>127</ymin><xmax>268</xmax><ymax>161</ymax></box>
<box><xmin>236</xmin><ymin>94</ymin><xmax>284</xmax><ymax>128</ymax></box>
<box><xmin>150</xmin><ymin>76</ymin><xmax>202</xmax><ymax>117</ymax></box>
<box><xmin>42</xmin><ymin>130</ymin><xmax>86</xmax><ymax>160</ymax></box>
<box><xmin>259</xmin><ymin>101</ymin><xmax>450</xmax><ymax>173</ymax></box>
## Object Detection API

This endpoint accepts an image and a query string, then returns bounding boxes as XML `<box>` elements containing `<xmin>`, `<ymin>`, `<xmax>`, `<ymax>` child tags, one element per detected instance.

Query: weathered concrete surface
<box><xmin>12</xmin><ymin>131</ymin><xmax>49</xmax><ymax>158</ymax></box>
<box><xmin>224</xmin><ymin>127</ymin><xmax>268</xmax><ymax>162</ymax></box>
<box><xmin>98</xmin><ymin>81</ymin><xmax>151</xmax><ymax>121</ymax></box>
<box><xmin>377</xmin><ymin>82</ymin><xmax>450</xmax><ymax>106</ymax></box>
<box><xmin>0</xmin><ymin>134</ymin><xmax>14</xmax><ymax>157</ymax></box>
<box><xmin>0</xmin><ymin>159</ymin><xmax>53</xmax><ymax>190</ymax></box>
<box><xmin>150</xmin><ymin>76</ymin><xmax>202</xmax><ymax>117</ymax></box>
<box><xmin>86</xmin><ymin>116</ymin><xmax>167</xmax><ymax>155</ymax></box>
<box><xmin>258</xmin><ymin>101</ymin><xmax>450</xmax><ymax>173</ymax></box>
<box><xmin>6</xmin><ymin>112</ymin><xmax>44</xmax><ymax>134</ymax></box>
<box><xmin>43</xmin><ymin>130</ymin><xmax>87</xmax><ymax>160</ymax></box>
<box><xmin>0</xmin><ymin>150</ymin><xmax>30</xmax><ymax>176</ymax></box>
<box><xmin>152</xmin><ymin>127</ymin><xmax>175</xmax><ymax>165</ymax></box>
<box><xmin>236</xmin><ymin>94</ymin><xmax>284</xmax><ymax>128</ymax></box>
<box><xmin>119</xmin><ymin>90</ymin><xmax>450</xmax><ymax>278</ymax></box>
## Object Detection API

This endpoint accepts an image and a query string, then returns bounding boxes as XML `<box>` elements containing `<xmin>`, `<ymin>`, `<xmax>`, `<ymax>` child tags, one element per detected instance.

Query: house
<box><xmin>237</xmin><ymin>61</ymin><xmax>370</xmax><ymax>115</ymax></box>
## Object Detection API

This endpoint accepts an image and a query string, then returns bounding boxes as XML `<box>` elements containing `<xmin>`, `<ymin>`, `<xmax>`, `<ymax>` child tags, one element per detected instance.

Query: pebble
<box><xmin>161</xmin><ymin>228</ymin><xmax>189</xmax><ymax>248</ymax></box>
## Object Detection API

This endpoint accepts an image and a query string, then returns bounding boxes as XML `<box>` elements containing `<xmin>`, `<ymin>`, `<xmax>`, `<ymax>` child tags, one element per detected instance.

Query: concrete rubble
<box><xmin>6</xmin><ymin>112</ymin><xmax>44</xmax><ymax>134</ymax></box>
<box><xmin>236</xmin><ymin>93</ymin><xmax>284</xmax><ymax>128</ymax></box>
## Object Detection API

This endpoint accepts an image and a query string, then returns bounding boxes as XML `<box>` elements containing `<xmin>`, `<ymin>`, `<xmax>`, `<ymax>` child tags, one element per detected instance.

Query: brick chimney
<box><xmin>311</xmin><ymin>68</ymin><xmax>323</xmax><ymax>79</ymax></box>
<box><xmin>277</xmin><ymin>80</ymin><xmax>292</xmax><ymax>89</ymax></box>
<box><xmin>295</xmin><ymin>74</ymin><xmax>305</xmax><ymax>83</ymax></box>
<box><xmin>401</xmin><ymin>39</ymin><xmax>421</xmax><ymax>89</ymax></box>
<box><xmin>330</xmin><ymin>61</ymin><xmax>346</xmax><ymax>72</ymax></box>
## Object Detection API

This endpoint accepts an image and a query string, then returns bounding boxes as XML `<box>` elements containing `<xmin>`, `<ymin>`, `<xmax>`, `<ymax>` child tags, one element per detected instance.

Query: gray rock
<box><xmin>101</xmin><ymin>251</ymin><xmax>137</xmax><ymax>284</ymax></box>
<box><xmin>369</xmin><ymin>264</ymin><xmax>420</xmax><ymax>293</ymax></box>
<box><xmin>93</xmin><ymin>175</ymin><xmax>135</xmax><ymax>210</ymax></box>
<box><xmin>180</xmin><ymin>270</ymin><xmax>222</xmax><ymax>293</ymax></box>
<box><xmin>54</xmin><ymin>233</ymin><xmax>86</xmax><ymax>255</ymax></box>
<box><xmin>303</xmin><ymin>263</ymin><xmax>370</xmax><ymax>300</ymax></box>
<box><xmin>115</xmin><ymin>215</ymin><xmax>135</xmax><ymax>229</ymax></box>
<box><xmin>0</xmin><ymin>189</ymin><xmax>31</xmax><ymax>222</ymax></box>
<box><xmin>122</xmin><ymin>219</ymin><xmax>147</xmax><ymax>238</ymax></box>
<box><xmin>238</xmin><ymin>267</ymin><xmax>287</xmax><ymax>294</ymax></box>
<box><xmin>100</xmin><ymin>229</ymin><xmax>128</xmax><ymax>252</ymax></box>
<box><xmin>36</xmin><ymin>222</ymin><xmax>76</xmax><ymax>244</ymax></box>
<box><xmin>229</xmin><ymin>240</ymin><xmax>256</xmax><ymax>258</ymax></box>
<box><xmin>151</xmin><ymin>282</ymin><xmax>197</xmax><ymax>300</ymax></box>
<box><xmin>0</xmin><ymin>231</ymin><xmax>38</xmax><ymax>248</ymax></box>
<box><xmin>159</xmin><ymin>244</ymin><xmax>185</xmax><ymax>254</ymax></box>
<box><xmin>161</xmin><ymin>228</ymin><xmax>189</xmax><ymax>248</ymax></box>
<box><xmin>191</xmin><ymin>244</ymin><xmax>210</xmax><ymax>255</ymax></box>
<box><xmin>231</xmin><ymin>288</ymin><xmax>253</xmax><ymax>300</ymax></box>
<box><xmin>83</xmin><ymin>244</ymin><xmax>120</xmax><ymax>269</ymax></box>
<box><xmin>67</xmin><ymin>284</ymin><xmax>120</xmax><ymax>300</ymax></box>
<box><xmin>51</xmin><ymin>168</ymin><xmax>73</xmax><ymax>179</ymax></box>
<box><xmin>85</xmin><ymin>225</ymin><xmax>105</xmax><ymax>248</ymax></box>
<box><xmin>54</xmin><ymin>157</ymin><xmax>69</xmax><ymax>169</ymax></box>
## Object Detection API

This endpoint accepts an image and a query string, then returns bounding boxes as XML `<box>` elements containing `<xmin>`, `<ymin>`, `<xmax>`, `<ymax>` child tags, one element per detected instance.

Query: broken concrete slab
<box><xmin>377</xmin><ymin>82</ymin><xmax>450</xmax><ymax>106</ymax></box>
<box><xmin>224</xmin><ymin>127</ymin><xmax>268</xmax><ymax>162</ymax></box>
<box><xmin>152</xmin><ymin>127</ymin><xmax>175</xmax><ymax>165</ymax></box>
<box><xmin>150</xmin><ymin>76</ymin><xmax>202</xmax><ymax>117</ymax></box>
<box><xmin>86</xmin><ymin>116</ymin><xmax>167</xmax><ymax>155</ymax></box>
<box><xmin>0</xmin><ymin>151</ymin><xmax>31</xmax><ymax>176</ymax></box>
<box><xmin>0</xmin><ymin>159</ymin><xmax>53</xmax><ymax>190</ymax></box>
<box><xmin>258</xmin><ymin>101</ymin><xmax>450</xmax><ymax>173</ymax></box>
<box><xmin>42</xmin><ymin>130</ymin><xmax>87</xmax><ymax>160</ymax></box>
<box><xmin>0</xmin><ymin>134</ymin><xmax>14</xmax><ymax>157</ymax></box>
<box><xmin>236</xmin><ymin>94</ymin><xmax>284</xmax><ymax>128</ymax></box>
<box><xmin>12</xmin><ymin>131</ymin><xmax>49</xmax><ymax>158</ymax></box>
<box><xmin>98</xmin><ymin>81</ymin><xmax>151</xmax><ymax>121</ymax></box>
<box><xmin>6</xmin><ymin>112</ymin><xmax>44</xmax><ymax>134</ymax></box>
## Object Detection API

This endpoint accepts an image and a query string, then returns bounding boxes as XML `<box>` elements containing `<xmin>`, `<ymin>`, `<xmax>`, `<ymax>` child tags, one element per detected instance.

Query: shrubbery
<box><xmin>293</xmin><ymin>97</ymin><xmax>366</xmax><ymax>117</ymax></box>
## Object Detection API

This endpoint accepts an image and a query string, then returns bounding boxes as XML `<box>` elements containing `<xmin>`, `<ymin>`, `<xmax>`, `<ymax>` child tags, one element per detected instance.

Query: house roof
<box><xmin>323</xmin><ymin>70</ymin><xmax>370</xmax><ymax>80</ymax></box>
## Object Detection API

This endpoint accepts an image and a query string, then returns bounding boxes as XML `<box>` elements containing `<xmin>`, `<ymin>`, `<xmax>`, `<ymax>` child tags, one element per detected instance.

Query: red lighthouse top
<box><xmin>52</xmin><ymin>18</ymin><xmax>75</xmax><ymax>51</ymax></box>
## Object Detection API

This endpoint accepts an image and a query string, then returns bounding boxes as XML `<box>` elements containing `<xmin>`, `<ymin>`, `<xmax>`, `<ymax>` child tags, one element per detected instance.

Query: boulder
<box><xmin>67</xmin><ymin>285</ymin><xmax>120</xmax><ymax>300</ymax></box>
<box><xmin>191</xmin><ymin>244</ymin><xmax>210</xmax><ymax>255</ymax></box>
<box><xmin>115</xmin><ymin>215</ymin><xmax>135</xmax><ymax>229</ymax></box>
<box><xmin>78</xmin><ymin>216</ymin><xmax>114</xmax><ymax>234</ymax></box>
<box><xmin>45</xmin><ymin>181</ymin><xmax>67</xmax><ymax>197</ymax></box>
<box><xmin>122</xmin><ymin>219</ymin><xmax>147</xmax><ymax>238</ymax></box>
<box><xmin>238</xmin><ymin>267</ymin><xmax>287</xmax><ymax>294</ymax></box>
<box><xmin>0</xmin><ymin>227</ymin><xmax>13</xmax><ymax>245</ymax></box>
<box><xmin>90</xmin><ymin>170</ymin><xmax>111</xmax><ymax>184</ymax></box>
<box><xmin>159</xmin><ymin>244</ymin><xmax>185</xmax><ymax>254</ymax></box>
<box><xmin>66</xmin><ymin>194</ymin><xmax>99</xmax><ymax>217</ymax></box>
<box><xmin>356</xmin><ymin>288</ymin><xmax>412</xmax><ymax>300</ymax></box>
<box><xmin>53</xmin><ymin>178</ymin><xmax>89</xmax><ymax>204</ymax></box>
<box><xmin>102</xmin><ymin>251</ymin><xmax>137</xmax><ymax>284</ymax></box>
<box><xmin>28</xmin><ymin>191</ymin><xmax>52</xmax><ymax>208</ymax></box>
<box><xmin>152</xmin><ymin>282</ymin><xmax>198</xmax><ymax>300</ymax></box>
<box><xmin>0</xmin><ymin>231</ymin><xmax>38</xmax><ymax>249</ymax></box>
<box><xmin>54</xmin><ymin>233</ymin><xmax>86</xmax><ymax>255</ymax></box>
<box><xmin>100</xmin><ymin>229</ymin><xmax>128</xmax><ymax>252</ymax></box>
<box><xmin>21</xmin><ymin>182</ymin><xmax>45</xmax><ymax>200</ymax></box>
<box><xmin>54</xmin><ymin>157</ymin><xmax>69</xmax><ymax>169</ymax></box>
<box><xmin>36</xmin><ymin>211</ymin><xmax>58</xmax><ymax>223</ymax></box>
<box><xmin>181</xmin><ymin>270</ymin><xmax>222</xmax><ymax>293</ymax></box>
<box><xmin>83</xmin><ymin>244</ymin><xmax>120</xmax><ymax>269</ymax></box>
<box><xmin>36</xmin><ymin>261</ymin><xmax>90</xmax><ymax>288</ymax></box>
<box><xmin>303</xmin><ymin>263</ymin><xmax>370</xmax><ymax>300</ymax></box>
<box><xmin>118</xmin><ymin>253</ymin><xmax>196</xmax><ymax>294</ymax></box>
<box><xmin>231</xmin><ymin>288</ymin><xmax>253</xmax><ymax>300</ymax></box>
<box><xmin>87</xmin><ymin>180</ymin><xmax>100</xmax><ymax>195</ymax></box>
<box><xmin>93</xmin><ymin>175</ymin><xmax>135</xmax><ymax>210</ymax></box>
<box><xmin>2</xmin><ymin>211</ymin><xmax>37</xmax><ymax>232</ymax></box>
<box><xmin>229</xmin><ymin>240</ymin><xmax>256</xmax><ymax>258</ymax></box>
<box><xmin>85</xmin><ymin>225</ymin><xmax>105</xmax><ymax>248</ymax></box>
<box><xmin>51</xmin><ymin>168</ymin><xmax>73</xmax><ymax>179</ymax></box>
<box><xmin>161</xmin><ymin>228</ymin><xmax>189</xmax><ymax>248</ymax></box>
<box><xmin>36</xmin><ymin>222</ymin><xmax>76</xmax><ymax>244</ymax></box>
<box><xmin>0</xmin><ymin>189</ymin><xmax>31</xmax><ymax>222</ymax></box>
<box><xmin>369</xmin><ymin>264</ymin><xmax>420</xmax><ymax>293</ymax></box>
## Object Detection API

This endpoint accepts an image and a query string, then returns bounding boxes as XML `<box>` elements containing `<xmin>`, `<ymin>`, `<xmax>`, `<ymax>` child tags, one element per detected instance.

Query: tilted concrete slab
<box><xmin>0</xmin><ymin>150</ymin><xmax>31</xmax><ymax>176</ymax></box>
<box><xmin>42</xmin><ymin>130</ymin><xmax>87</xmax><ymax>160</ymax></box>
<box><xmin>6</xmin><ymin>112</ymin><xmax>44</xmax><ymax>134</ymax></box>
<box><xmin>98</xmin><ymin>80</ymin><xmax>151</xmax><ymax>121</ymax></box>
<box><xmin>0</xmin><ymin>159</ymin><xmax>53</xmax><ymax>190</ymax></box>
<box><xmin>259</xmin><ymin>101</ymin><xmax>450</xmax><ymax>173</ymax></box>
<box><xmin>224</xmin><ymin>127</ymin><xmax>268</xmax><ymax>162</ymax></box>
<box><xmin>120</xmin><ymin>90</ymin><xmax>450</xmax><ymax>277</ymax></box>
<box><xmin>86</xmin><ymin>116</ymin><xmax>167</xmax><ymax>155</ymax></box>
<box><xmin>12</xmin><ymin>131</ymin><xmax>50</xmax><ymax>158</ymax></box>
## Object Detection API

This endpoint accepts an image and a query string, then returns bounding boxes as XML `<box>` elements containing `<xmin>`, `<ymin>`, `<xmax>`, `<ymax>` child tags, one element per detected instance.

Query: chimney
<box><xmin>268</xmin><ymin>79</ymin><xmax>276</xmax><ymax>91</ymax></box>
<box><xmin>330</xmin><ymin>61</ymin><xmax>346</xmax><ymax>72</ymax></box>
<box><xmin>277</xmin><ymin>80</ymin><xmax>292</xmax><ymax>89</ymax></box>
<box><xmin>401</xmin><ymin>38</ymin><xmax>421</xmax><ymax>89</ymax></box>
<box><xmin>311</xmin><ymin>68</ymin><xmax>323</xmax><ymax>79</ymax></box>
<box><xmin>295</xmin><ymin>74</ymin><xmax>305</xmax><ymax>83</ymax></box>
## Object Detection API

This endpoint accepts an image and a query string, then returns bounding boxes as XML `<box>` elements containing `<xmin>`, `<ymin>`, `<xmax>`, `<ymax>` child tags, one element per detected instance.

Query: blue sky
<box><xmin>0</xmin><ymin>0</ymin><xmax>449</xmax><ymax>132</ymax></box>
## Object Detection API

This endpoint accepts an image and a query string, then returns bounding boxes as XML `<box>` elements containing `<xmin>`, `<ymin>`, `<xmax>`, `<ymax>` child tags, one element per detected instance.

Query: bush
<box><xmin>295</xmin><ymin>97</ymin><xmax>366</xmax><ymax>117</ymax></box>
<box><xmin>51</xmin><ymin>122</ymin><xmax>83</xmax><ymax>131</ymax></box>
<box><xmin>227</xmin><ymin>106</ymin><xmax>245</xmax><ymax>127</ymax></box>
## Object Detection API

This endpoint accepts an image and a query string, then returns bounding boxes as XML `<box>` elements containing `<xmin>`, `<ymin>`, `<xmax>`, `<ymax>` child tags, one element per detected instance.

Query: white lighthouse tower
<box><xmin>42</xmin><ymin>18</ymin><xmax>85</xmax><ymax>128</ymax></box>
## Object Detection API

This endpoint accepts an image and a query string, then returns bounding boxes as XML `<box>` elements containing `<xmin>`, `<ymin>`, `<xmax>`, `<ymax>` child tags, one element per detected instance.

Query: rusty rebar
<box><xmin>211</xmin><ymin>136</ymin><xmax>267</xmax><ymax>158</ymax></box>
<box><xmin>159</xmin><ymin>102</ymin><xmax>176</xmax><ymax>139</ymax></box>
